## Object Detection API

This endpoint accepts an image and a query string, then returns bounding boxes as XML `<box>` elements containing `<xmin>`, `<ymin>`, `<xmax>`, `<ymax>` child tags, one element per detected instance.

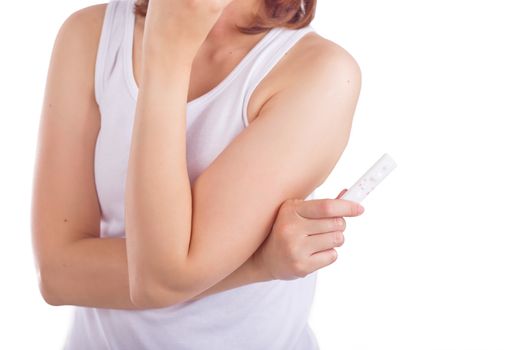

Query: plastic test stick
<box><xmin>341</xmin><ymin>153</ymin><xmax>397</xmax><ymax>203</ymax></box>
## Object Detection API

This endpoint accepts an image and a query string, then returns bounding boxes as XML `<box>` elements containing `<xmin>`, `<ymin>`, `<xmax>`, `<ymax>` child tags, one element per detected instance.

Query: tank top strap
<box><xmin>241</xmin><ymin>25</ymin><xmax>316</xmax><ymax>127</ymax></box>
<box><xmin>94</xmin><ymin>0</ymin><xmax>129</xmax><ymax>106</ymax></box>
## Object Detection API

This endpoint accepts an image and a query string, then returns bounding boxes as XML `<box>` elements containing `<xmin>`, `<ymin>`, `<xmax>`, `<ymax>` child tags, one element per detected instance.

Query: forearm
<box><xmin>183</xmin><ymin>252</ymin><xmax>271</xmax><ymax>303</ymax></box>
<box><xmin>43</xmin><ymin>237</ymin><xmax>138</xmax><ymax>309</ymax></box>
<box><xmin>44</xmin><ymin>237</ymin><xmax>270</xmax><ymax>309</ymax></box>
<box><xmin>125</xmin><ymin>48</ymin><xmax>195</xmax><ymax>295</ymax></box>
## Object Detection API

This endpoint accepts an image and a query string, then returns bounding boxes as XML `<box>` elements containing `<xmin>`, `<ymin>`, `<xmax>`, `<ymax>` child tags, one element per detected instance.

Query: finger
<box><xmin>297</xmin><ymin>216</ymin><xmax>346</xmax><ymax>235</ymax></box>
<box><xmin>296</xmin><ymin>198</ymin><xmax>364</xmax><ymax>219</ymax></box>
<box><xmin>304</xmin><ymin>231</ymin><xmax>344</xmax><ymax>254</ymax></box>
<box><xmin>307</xmin><ymin>248</ymin><xmax>338</xmax><ymax>272</ymax></box>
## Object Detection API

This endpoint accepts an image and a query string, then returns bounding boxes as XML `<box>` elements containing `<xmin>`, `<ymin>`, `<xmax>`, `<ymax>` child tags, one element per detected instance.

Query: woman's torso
<box><xmin>63</xmin><ymin>0</ymin><xmax>323</xmax><ymax>349</ymax></box>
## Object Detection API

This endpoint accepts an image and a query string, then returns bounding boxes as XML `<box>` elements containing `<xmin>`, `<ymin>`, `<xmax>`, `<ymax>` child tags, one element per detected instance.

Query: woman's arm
<box><xmin>37</xmin><ymin>237</ymin><xmax>269</xmax><ymax>309</ymax></box>
<box><xmin>31</xmin><ymin>5</ymin><xmax>271</xmax><ymax>310</ymax></box>
<box><xmin>125</xmin><ymin>1</ymin><xmax>362</xmax><ymax>308</ymax></box>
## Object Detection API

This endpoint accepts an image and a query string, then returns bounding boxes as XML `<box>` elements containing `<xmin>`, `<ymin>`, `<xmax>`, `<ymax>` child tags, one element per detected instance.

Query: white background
<box><xmin>1</xmin><ymin>0</ymin><xmax>524</xmax><ymax>349</ymax></box>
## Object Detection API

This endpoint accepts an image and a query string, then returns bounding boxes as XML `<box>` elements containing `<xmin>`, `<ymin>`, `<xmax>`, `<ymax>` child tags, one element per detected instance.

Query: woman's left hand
<box><xmin>143</xmin><ymin>0</ymin><xmax>235</xmax><ymax>56</ymax></box>
<box><xmin>252</xmin><ymin>191</ymin><xmax>365</xmax><ymax>281</ymax></box>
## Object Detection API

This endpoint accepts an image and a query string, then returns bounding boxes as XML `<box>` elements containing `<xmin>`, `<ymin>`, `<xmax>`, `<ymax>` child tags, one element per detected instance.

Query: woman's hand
<box><xmin>143</xmin><ymin>0</ymin><xmax>235</xmax><ymax>56</ymax></box>
<box><xmin>253</xmin><ymin>189</ymin><xmax>365</xmax><ymax>281</ymax></box>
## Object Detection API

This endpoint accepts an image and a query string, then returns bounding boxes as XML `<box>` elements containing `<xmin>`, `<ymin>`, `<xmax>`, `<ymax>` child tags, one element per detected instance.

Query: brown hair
<box><xmin>133</xmin><ymin>0</ymin><xmax>316</xmax><ymax>34</ymax></box>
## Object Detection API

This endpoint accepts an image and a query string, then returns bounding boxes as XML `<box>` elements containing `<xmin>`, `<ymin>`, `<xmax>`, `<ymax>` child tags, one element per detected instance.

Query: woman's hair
<box><xmin>133</xmin><ymin>0</ymin><xmax>316</xmax><ymax>34</ymax></box>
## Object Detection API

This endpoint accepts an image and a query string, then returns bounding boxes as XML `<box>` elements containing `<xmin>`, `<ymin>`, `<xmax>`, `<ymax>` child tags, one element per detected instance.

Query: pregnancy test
<box><xmin>341</xmin><ymin>153</ymin><xmax>397</xmax><ymax>203</ymax></box>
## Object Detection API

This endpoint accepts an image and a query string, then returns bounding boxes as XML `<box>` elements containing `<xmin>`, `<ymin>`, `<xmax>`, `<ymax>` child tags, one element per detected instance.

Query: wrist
<box><xmin>142</xmin><ymin>48</ymin><xmax>194</xmax><ymax>75</ymax></box>
<box><xmin>251</xmin><ymin>252</ymin><xmax>274</xmax><ymax>283</ymax></box>
<box><xmin>143</xmin><ymin>35</ymin><xmax>197</xmax><ymax>67</ymax></box>
<box><xmin>138</xmin><ymin>54</ymin><xmax>193</xmax><ymax>95</ymax></box>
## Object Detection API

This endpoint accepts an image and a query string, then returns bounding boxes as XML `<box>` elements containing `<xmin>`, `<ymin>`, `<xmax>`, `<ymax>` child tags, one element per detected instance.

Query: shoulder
<box><xmin>258</xmin><ymin>31</ymin><xmax>362</xmax><ymax>144</ymax></box>
<box><xmin>248</xmin><ymin>30</ymin><xmax>361</xmax><ymax>125</ymax></box>
<box><xmin>251</xmin><ymin>30</ymin><xmax>361</xmax><ymax>120</ymax></box>
<box><xmin>287</xmin><ymin>31</ymin><xmax>361</xmax><ymax>89</ymax></box>
<box><xmin>263</xmin><ymin>29</ymin><xmax>361</xmax><ymax>104</ymax></box>
<box><xmin>60</xmin><ymin>3</ymin><xmax>107</xmax><ymax>31</ymax></box>
<box><xmin>269</xmin><ymin>30</ymin><xmax>362</xmax><ymax>111</ymax></box>
<box><xmin>47</xmin><ymin>3</ymin><xmax>108</xmax><ymax>92</ymax></box>
<box><xmin>54</xmin><ymin>3</ymin><xmax>107</xmax><ymax>49</ymax></box>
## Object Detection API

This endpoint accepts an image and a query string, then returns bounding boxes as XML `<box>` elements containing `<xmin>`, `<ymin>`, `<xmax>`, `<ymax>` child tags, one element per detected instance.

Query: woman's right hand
<box><xmin>252</xmin><ymin>189</ymin><xmax>365</xmax><ymax>281</ymax></box>
<box><xmin>142</xmin><ymin>0</ymin><xmax>234</xmax><ymax>58</ymax></box>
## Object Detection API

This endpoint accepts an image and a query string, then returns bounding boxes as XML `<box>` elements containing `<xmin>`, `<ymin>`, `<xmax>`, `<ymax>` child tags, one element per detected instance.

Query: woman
<box><xmin>31</xmin><ymin>0</ymin><xmax>362</xmax><ymax>348</ymax></box>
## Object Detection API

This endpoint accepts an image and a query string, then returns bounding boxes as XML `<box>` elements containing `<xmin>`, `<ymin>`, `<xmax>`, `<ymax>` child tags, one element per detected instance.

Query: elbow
<box><xmin>129</xmin><ymin>285</ymin><xmax>165</xmax><ymax>309</ymax></box>
<box><xmin>37</xmin><ymin>266</ymin><xmax>63</xmax><ymax>306</ymax></box>
<box><xmin>129</xmin><ymin>276</ymin><xmax>188</xmax><ymax>309</ymax></box>
<box><xmin>128</xmin><ymin>258</ymin><xmax>196</xmax><ymax>308</ymax></box>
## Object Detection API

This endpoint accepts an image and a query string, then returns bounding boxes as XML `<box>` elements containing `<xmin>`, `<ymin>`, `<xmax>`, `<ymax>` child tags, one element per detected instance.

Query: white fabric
<box><xmin>63</xmin><ymin>0</ymin><xmax>320</xmax><ymax>348</ymax></box>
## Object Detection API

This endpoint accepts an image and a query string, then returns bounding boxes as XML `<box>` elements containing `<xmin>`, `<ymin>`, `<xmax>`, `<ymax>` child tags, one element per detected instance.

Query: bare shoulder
<box><xmin>45</xmin><ymin>2</ymin><xmax>110</xmax><ymax>113</ymax></box>
<box><xmin>249</xmin><ymin>30</ymin><xmax>361</xmax><ymax>124</ymax></box>
<box><xmin>284</xmin><ymin>31</ymin><xmax>361</xmax><ymax>89</ymax></box>
<box><xmin>62</xmin><ymin>2</ymin><xmax>107</xmax><ymax>30</ymax></box>
<box><xmin>54</xmin><ymin>3</ymin><xmax>107</xmax><ymax>55</ymax></box>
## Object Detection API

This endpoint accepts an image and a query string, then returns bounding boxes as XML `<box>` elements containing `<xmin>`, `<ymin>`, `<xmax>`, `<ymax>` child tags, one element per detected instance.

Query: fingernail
<box><xmin>357</xmin><ymin>204</ymin><xmax>365</xmax><ymax>214</ymax></box>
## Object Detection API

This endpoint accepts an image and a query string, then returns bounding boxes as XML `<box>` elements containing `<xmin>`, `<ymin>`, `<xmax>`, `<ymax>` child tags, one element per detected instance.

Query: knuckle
<box><xmin>289</xmin><ymin>198</ymin><xmax>302</xmax><ymax>206</ymax></box>
<box><xmin>334</xmin><ymin>231</ymin><xmax>344</xmax><ymax>246</ymax></box>
<box><xmin>282</xmin><ymin>198</ymin><xmax>300</xmax><ymax>213</ymax></box>
<box><xmin>333</xmin><ymin>217</ymin><xmax>345</xmax><ymax>230</ymax></box>
<box><xmin>321</xmin><ymin>200</ymin><xmax>336</xmax><ymax>216</ymax></box>
<box><xmin>293</xmin><ymin>262</ymin><xmax>309</xmax><ymax>278</ymax></box>
<box><xmin>280</xmin><ymin>222</ymin><xmax>297</xmax><ymax>235</ymax></box>
<box><xmin>287</xmin><ymin>242</ymin><xmax>301</xmax><ymax>259</ymax></box>
<box><xmin>283</xmin><ymin>198</ymin><xmax>294</xmax><ymax>207</ymax></box>
<box><xmin>349</xmin><ymin>201</ymin><xmax>363</xmax><ymax>216</ymax></box>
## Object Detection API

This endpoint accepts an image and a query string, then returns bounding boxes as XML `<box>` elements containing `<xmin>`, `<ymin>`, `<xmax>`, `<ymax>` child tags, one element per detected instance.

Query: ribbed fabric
<box><xmin>63</xmin><ymin>0</ymin><xmax>320</xmax><ymax>349</ymax></box>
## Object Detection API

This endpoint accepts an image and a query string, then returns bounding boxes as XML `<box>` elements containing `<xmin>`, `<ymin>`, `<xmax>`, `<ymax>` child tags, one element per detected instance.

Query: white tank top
<box><xmin>63</xmin><ymin>0</ymin><xmax>320</xmax><ymax>349</ymax></box>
